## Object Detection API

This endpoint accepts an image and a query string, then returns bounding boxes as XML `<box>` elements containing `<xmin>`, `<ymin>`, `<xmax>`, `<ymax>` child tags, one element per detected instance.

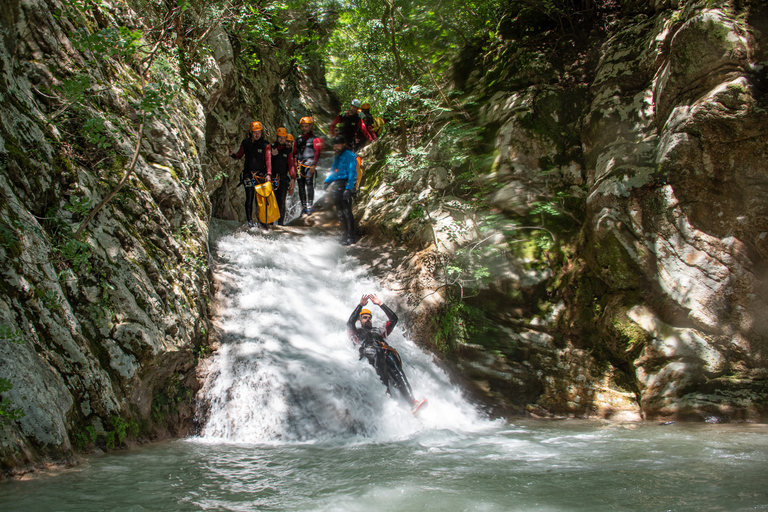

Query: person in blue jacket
<box><xmin>324</xmin><ymin>136</ymin><xmax>360</xmax><ymax>245</ymax></box>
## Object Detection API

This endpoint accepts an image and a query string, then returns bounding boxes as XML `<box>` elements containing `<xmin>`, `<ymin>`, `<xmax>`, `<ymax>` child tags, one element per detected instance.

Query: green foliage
<box><xmin>111</xmin><ymin>415</ymin><xmax>139</xmax><ymax>445</ymax></box>
<box><xmin>409</xmin><ymin>205</ymin><xmax>425</xmax><ymax>220</ymax></box>
<box><xmin>57</xmin><ymin>238</ymin><xmax>93</xmax><ymax>274</ymax></box>
<box><xmin>0</xmin><ymin>378</ymin><xmax>25</xmax><ymax>426</ymax></box>
<box><xmin>63</xmin><ymin>196</ymin><xmax>92</xmax><ymax>217</ymax></box>
<box><xmin>50</xmin><ymin>201</ymin><xmax>95</xmax><ymax>274</ymax></box>
<box><xmin>326</xmin><ymin>0</ymin><xmax>505</xmax><ymax>107</ymax></box>
<box><xmin>385</xmin><ymin>145</ymin><xmax>429</xmax><ymax>179</ymax></box>
<box><xmin>75</xmin><ymin>416</ymin><xmax>139</xmax><ymax>451</ymax></box>
<box><xmin>0</xmin><ymin>221</ymin><xmax>22</xmax><ymax>258</ymax></box>
<box><xmin>73</xmin><ymin>426</ymin><xmax>97</xmax><ymax>450</ymax></box>
<box><xmin>75</xmin><ymin>26</ymin><xmax>142</xmax><ymax>60</ymax></box>
<box><xmin>33</xmin><ymin>287</ymin><xmax>64</xmax><ymax>310</ymax></box>
<box><xmin>82</xmin><ymin>118</ymin><xmax>112</xmax><ymax>149</ymax></box>
<box><xmin>151</xmin><ymin>372</ymin><xmax>193</xmax><ymax>423</ymax></box>
<box><xmin>432</xmin><ymin>298</ymin><xmax>496</xmax><ymax>354</ymax></box>
<box><xmin>0</xmin><ymin>324</ymin><xmax>24</xmax><ymax>344</ymax></box>
<box><xmin>59</xmin><ymin>74</ymin><xmax>91</xmax><ymax>103</ymax></box>
<box><xmin>139</xmin><ymin>82</ymin><xmax>173</xmax><ymax>118</ymax></box>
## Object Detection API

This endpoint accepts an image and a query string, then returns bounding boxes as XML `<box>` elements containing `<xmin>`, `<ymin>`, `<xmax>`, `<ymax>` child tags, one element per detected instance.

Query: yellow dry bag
<box><xmin>254</xmin><ymin>179</ymin><xmax>280</xmax><ymax>224</ymax></box>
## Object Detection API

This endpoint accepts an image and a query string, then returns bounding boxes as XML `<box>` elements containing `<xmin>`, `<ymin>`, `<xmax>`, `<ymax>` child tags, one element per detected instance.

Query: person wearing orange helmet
<box><xmin>296</xmin><ymin>116</ymin><xmax>323</xmax><ymax>216</ymax></box>
<box><xmin>229</xmin><ymin>121</ymin><xmax>272</xmax><ymax>228</ymax></box>
<box><xmin>270</xmin><ymin>127</ymin><xmax>296</xmax><ymax>225</ymax></box>
<box><xmin>346</xmin><ymin>293</ymin><xmax>426</xmax><ymax>414</ymax></box>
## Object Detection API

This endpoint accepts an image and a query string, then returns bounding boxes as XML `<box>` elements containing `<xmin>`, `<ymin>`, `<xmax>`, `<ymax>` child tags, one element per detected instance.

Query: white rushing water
<box><xmin>3</xmin><ymin>213</ymin><xmax>768</xmax><ymax>512</ymax></box>
<box><xmin>198</xmin><ymin>219</ymin><xmax>490</xmax><ymax>444</ymax></box>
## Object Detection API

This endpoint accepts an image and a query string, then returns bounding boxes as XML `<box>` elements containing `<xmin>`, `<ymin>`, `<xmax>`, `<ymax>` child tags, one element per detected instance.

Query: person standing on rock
<box><xmin>230</xmin><ymin>121</ymin><xmax>272</xmax><ymax>229</ymax></box>
<box><xmin>330</xmin><ymin>99</ymin><xmax>374</xmax><ymax>152</ymax></box>
<box><xmin>296</xmin><ymin>116</ymin><xmax>323</xmax><ymax>216</ymax></box>
<box><xmin>360</xmin><ymin>103</ymin><xmax>377</xmax><ymax>141</ymax></box>
<box><xmin>323</xmin><ymin>136</ymin><xmax>359</xmax><ymax>246</ymax></box>
<box><xmin>270</xmin><ymin>127</ymin><xmax>296</xmax><ymax>226</ymax></box>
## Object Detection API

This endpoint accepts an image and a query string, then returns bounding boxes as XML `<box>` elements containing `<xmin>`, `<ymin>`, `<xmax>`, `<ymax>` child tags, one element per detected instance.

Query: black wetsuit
<box><xmin>231</xmin><ymin>137</ymin><xmax>270</xmax><ymax>225</ymax></box>
<box><xmin>347</xmin><ymin>303</ymin><xmax>415</xmax><ymax>404</ymax></box>
<box><xmin>271</xmin><ymin>141</ymin><xmax>293</xmax><ymax>225</ymax></box>
<box><xmin>296</xmin><ymin>132</ymin><xmax>321</xmax><ymax>212</ymax></box>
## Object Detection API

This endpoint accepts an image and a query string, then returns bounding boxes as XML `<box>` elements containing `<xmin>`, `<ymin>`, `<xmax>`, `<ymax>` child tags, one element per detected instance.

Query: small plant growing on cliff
<box><xmin>0</xmin><ymin>324</ymin><xmax>24</xmax><ymax>344</ymax></box>
<box><xmin>73</xmin><ymin>426</ymin><xmax>97</xmax><ymax>450</ymax></box>
<box><xmin>111</xmin><ymin>415</ymin><xmax>139</xmax><ymax>445</ymax></box>
<box><xmin>82</xmin><ymin>118</ymin><xmax>113</xmax><ymax>150</ymax></box>
<box><xmin>33</xmin><ymin>287</ymin><xmax>64</xmax><ymax>311</ymax></box>
<box><xmin>0</xmin><ymin>379</ymin><xmax>25</xmax><ymax>426</ymax></box>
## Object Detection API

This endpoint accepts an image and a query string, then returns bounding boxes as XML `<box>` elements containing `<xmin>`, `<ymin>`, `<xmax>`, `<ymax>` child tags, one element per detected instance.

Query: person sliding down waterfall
<box><xmin>347</xmin><ymin>294</ymin><xmax>428</xmax><ymax>415</ymax></box>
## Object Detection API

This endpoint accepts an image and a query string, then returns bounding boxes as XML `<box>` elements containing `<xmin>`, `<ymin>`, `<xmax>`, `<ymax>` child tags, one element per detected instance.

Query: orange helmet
<box><xmin>250</xmin><ymin>121</ymin><xmax>263</xmax><ymax>132</ymax></box>
<box><xmin>360</xmin><ymin>309</ymin><xmax>372</xmax><ymax>317</ymax></box>
<box><xmin>299</xmin><ymin>116</ymin><xmax>314</xmax><ymax>125</ymax></box>
<box><xmin>276</xmin><ymin>127</ymin><xmax>288</xmax><ymax>137</ymax></box>
<box><xmin>361</xmin><ymin>103</ymin><xmax>371</xmax><ymax>109</ymax></box>
<box><xmin>286</xmin><ymin>134</ymin><xmax>295</xmax><ymax>142</ymax></box>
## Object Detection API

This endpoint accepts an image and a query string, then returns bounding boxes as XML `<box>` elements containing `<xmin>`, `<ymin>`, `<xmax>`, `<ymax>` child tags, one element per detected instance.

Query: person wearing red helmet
<box><xmin>347</xmin><ymin>293</ymin><xmax>427</xmax><ymax>414</ymax></box>
<box><xmin>230</xmin><ymin>121</ymin><xmax>272</xmax><ymax>228</ymax></box>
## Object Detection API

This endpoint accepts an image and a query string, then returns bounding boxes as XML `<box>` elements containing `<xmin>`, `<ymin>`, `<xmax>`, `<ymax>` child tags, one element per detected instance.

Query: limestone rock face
<box><xmin>582</xmin><ymin>5</ymin><xmax>768</xmax><ymax>420</ymax></box>
<box><xmin>0</xmin><ymin>0</ymin><xmax>312</xmax><ymax>474</ymax></box>
<box><xmin>356</xmin><ymin>2</ymin><xmax>768</xmax><ymax>421</ymax></box>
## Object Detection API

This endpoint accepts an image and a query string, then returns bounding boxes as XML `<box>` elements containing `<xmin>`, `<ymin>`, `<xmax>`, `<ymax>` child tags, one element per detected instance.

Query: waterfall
<box><xmin>197</xmin><ymin>219</ymin><xmax>487</xmax><ymax>444</ymax></box>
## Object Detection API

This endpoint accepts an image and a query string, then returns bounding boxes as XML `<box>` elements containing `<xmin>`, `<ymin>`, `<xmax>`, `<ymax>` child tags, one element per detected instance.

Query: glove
<box><xmin>343</xmin><ymin>188</ymin><xmax>353</xmax><ymax>201</ymax></box>
<box><xmin>323</xmin><ymin>181</ymin><xmax>330</xmax><ymax>191</ymax></box>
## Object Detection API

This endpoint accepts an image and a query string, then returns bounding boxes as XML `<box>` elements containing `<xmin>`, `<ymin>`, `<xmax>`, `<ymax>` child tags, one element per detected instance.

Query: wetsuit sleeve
<box><xmin>347</xmin><ymin>304</ymin><xmax>363</xmax><ymax>343</ymax></box>
<box><xmin>312</xmin><ymin>137</ymin><xmax>323</xmax><ymax>166</ymax></box>
<box><xmin>265</xmin><ymin>144</ymin><xmax>272</xmax><ymax>175</ymax></box>
<box><xmin>345</xmin><ymin>152</ymin><xmax>358</xmax><ymax>190</ymax></box>
<box><xmin>359</xmin><ymin>120</ymin><xmax>373</xmax><ymax>141</ymax></box>
<box><xmin>330</xmin><ymin>116</ymin><xmax>340</xmax><ymax>136</ymax></box>
<box><xmin>231</xmin><ymin>143</ymin><xmax>245</xmax><ymax>159</ymax></box>
<box><xmin>289</xmin><ymin>146</ymin><xmax>296</xmax><ymax>179</ymax></box>
<box><xmin>380</xmin><ymin>303</ymin><xmax>398</xmax><ymax>337</ymax></box>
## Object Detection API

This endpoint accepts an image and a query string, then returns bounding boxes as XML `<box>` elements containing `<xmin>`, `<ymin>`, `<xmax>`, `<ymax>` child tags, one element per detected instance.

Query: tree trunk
<box><xmin>383</xmin><ymin>0</ymin><xmax>407</xmax><ymax>155</ymax></box>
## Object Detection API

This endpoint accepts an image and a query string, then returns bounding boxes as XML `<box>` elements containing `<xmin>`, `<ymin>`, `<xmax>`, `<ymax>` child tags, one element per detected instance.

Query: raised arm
<box><xmin>347</xmin><ymin>294</ymin><xmax>369</xmax><ymax>343</ymax></box>
<box><xmin>370</xmin><ymin>294</ymin><xmax>397</xmax><ymax>336</ymax></box>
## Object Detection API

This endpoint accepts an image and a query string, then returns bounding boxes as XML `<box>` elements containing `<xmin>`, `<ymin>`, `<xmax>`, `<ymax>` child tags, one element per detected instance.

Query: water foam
<box><xmin>197</xmin><ymin>222</ymin><xmax>489</xmax><ymax>444</ymax></box>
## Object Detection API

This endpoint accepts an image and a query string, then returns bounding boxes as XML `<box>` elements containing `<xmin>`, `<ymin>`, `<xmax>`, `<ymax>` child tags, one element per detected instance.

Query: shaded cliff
<box><xmin>0</xmin><ymin>0</ymin><xmax>326</xmax><ymax>475</ymax></box>
<box><xmin>353</xmin><ymin>0</ymin><xmax>768</xmax><ymax>421</ymax></box>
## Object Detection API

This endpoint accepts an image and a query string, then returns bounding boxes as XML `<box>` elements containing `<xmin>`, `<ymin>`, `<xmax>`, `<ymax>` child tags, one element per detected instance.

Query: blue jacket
<box><xmin>324</xmin><ymin>150</ymin><xmax>358</xmax><ymax>190</ymax></box>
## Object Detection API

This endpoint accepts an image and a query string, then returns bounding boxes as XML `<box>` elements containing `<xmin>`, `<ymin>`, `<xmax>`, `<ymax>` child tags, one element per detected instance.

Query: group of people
<box><xmin>230</xmin><ymin>99</ymin><xmax>385</xmax><ymax>244</ymax></box>
<box><xmin>229</xmin><ymin>116</ymin><xmax>323</xmax><ymax>228</ymax></box>
<box><xmin>229</xmin><ymin>103</ymin><xmax>423</xmax><ymax>413</ymax></box>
